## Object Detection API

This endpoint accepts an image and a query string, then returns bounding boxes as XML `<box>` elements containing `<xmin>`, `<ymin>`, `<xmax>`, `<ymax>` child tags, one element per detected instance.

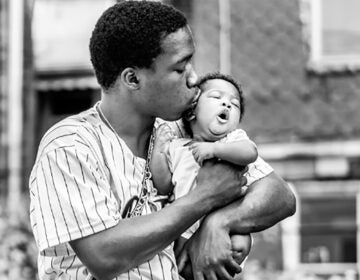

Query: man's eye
<box><xmin>175</xmin><ymin>69</ymin><xmax>185</xmax><ymax>74</ymax></box>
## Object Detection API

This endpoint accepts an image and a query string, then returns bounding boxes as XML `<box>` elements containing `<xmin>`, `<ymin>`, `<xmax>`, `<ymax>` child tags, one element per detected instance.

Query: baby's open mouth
<box><xmin>217</xmin><ymin>109</ymin><xmax>229</xmax><ymax>123</ymax></box>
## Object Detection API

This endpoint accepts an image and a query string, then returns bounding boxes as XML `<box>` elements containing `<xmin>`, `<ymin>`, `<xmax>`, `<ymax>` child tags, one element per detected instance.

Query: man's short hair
<box><xmin>89</xmin><ymin>1</ymin><xmax>187</xmax><ymax>89</ymax></box>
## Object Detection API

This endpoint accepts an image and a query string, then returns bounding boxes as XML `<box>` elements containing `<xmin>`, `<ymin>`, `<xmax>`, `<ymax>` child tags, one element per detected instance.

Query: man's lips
<box><xmin>192</xmin><ymin>87</ymin><xmax>201</xmax><ymax>102</ymax></box>
<box><xmin>190</xmin><ymin>88</ymin><xmax>201</xmax><ymax>110</ymax></box>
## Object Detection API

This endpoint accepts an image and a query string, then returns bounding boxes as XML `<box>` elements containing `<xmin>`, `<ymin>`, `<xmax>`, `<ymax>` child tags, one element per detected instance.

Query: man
<box><xmin>29</xmin><ymin>2</ymin><xmax>295</xmax><ymax>280</ymax></box>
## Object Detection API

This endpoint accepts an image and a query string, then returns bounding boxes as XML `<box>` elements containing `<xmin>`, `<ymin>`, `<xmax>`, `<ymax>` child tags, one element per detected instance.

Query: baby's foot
<box><xmin>231</xmin><ymin>234</ymin><xmax>252</xmax><ymax>266</ymax></box>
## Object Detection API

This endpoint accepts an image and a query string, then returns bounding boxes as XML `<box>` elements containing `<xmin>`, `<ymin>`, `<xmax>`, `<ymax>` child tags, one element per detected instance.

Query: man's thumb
<box><xmin>177</xmin><ymin>250</ymin><xmax>189</xmax><ymax>272</ymax></box>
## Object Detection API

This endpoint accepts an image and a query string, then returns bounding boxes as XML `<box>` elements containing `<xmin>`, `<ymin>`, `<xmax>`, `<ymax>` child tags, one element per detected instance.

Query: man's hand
<box><xmin>193</xmin><ymin>160</ymin><xmax>248</xmax><ymax>211</ymax></box>
<box><xmin>188</xmin><ymin>142</ymin><xmax>216</xmax><ymax>165</ymax></box>
<box><xmin>177</xmin><ymin>216</ymin><xmax>252</xmax><ymax>280</ymax></box>
<box><xmin>178</xmin><ymin>229</ymin><xmax>238</xmax><ymax>280</ymax></box>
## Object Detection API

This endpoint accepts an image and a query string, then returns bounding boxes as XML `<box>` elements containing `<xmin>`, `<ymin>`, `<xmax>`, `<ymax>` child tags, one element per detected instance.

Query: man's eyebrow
<box><xmin>175</xmin><ymin>54</ymin><xmax>193</xmax><ymax>65</ymax></box>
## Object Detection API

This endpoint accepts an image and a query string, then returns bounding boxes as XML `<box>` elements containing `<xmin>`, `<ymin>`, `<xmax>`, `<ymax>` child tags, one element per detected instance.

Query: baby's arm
<box><xmin>214</xmin><ymin>140</ymin><xmax>258</xmax><ymax>165</ymax></box>
<box><xmin>150</xmin><ymin>124</ymin><xmax>174</xmax><ymax>195</ymax></box>
<box><xmin>189</xmin><ymin>139</ymin><xmax>258</xmax><ymax>166</ymax></box>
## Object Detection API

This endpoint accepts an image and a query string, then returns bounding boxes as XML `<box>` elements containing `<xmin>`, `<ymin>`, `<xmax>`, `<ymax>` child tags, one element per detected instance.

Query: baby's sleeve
<box><xmin>220</xmin><ymin>128</ymin><xmax>256</xmax><ymax>147</ymax></box>
<box><xmin>224</xmin><ymin>129</ymin><xmax>273</xmax><ymax>186</ymax></box>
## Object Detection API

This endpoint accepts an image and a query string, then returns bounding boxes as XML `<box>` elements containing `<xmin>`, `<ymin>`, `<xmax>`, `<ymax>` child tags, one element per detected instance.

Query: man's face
<box><xmin>191</xmin><ymin>79</ymin><xmax>241</xmax><ymax>141</ymax></box>
<box><xmin>137</xmin><ymin>26</ymin><xmax>199</xmax><ymax>121</ymax></box>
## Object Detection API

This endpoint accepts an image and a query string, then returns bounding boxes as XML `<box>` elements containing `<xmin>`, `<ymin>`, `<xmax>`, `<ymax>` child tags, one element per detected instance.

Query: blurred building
<box><xmin>1</xmin><ymin>0</ymin><xmax>360</xmax><ymax>279</ymax></box>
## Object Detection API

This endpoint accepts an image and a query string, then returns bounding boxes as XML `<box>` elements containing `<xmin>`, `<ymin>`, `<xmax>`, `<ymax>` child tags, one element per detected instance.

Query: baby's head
<box><xmin>183</xmin><ymin>72</ymin><xmax>244</xmax><ymax>141</ymax></box>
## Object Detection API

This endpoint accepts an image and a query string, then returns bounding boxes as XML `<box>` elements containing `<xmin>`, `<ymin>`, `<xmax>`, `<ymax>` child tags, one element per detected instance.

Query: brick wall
<box><xmin>190</xmin><ymin>0</ymin><xmax>360</xmax><ymax>144</ymax></box>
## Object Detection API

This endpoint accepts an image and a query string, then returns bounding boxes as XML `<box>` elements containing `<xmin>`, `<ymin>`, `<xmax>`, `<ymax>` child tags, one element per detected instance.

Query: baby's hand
<box><xmin>188</xmin><ymin>142</ymin><xmax>216</xmax><ymax>165</ymax></box>
<box><xmin>153</xmin><ymin>123</ymin><xmax>175</xmax><ymax>154</ymax></box>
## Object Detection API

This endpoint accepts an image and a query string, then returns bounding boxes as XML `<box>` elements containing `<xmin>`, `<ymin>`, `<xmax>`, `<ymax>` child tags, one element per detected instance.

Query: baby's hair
<box><xmin>183</xmin><ymin>72</ymin><xmax>245</xmax><ymax>137</ymax></box>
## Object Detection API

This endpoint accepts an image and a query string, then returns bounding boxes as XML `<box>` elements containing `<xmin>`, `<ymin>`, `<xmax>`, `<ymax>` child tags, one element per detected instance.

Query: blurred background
<box><xmin>1</xmin><ymin>0</ymin><xmax>360</xmax><ymax>279</ymax></box>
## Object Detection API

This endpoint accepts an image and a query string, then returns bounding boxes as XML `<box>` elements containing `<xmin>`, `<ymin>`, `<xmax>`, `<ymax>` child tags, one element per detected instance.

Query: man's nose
<box><xmin>186</xmin><ymin>67</ymin><xmax>198</xmax><ymax>89</ymax></box>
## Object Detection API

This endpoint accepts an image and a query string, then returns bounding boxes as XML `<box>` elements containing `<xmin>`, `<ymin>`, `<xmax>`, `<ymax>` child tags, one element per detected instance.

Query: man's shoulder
<box><xmin>38</xmin><ymin>107</ymin><xmax>101</xmax><ymax>154</ymax></box>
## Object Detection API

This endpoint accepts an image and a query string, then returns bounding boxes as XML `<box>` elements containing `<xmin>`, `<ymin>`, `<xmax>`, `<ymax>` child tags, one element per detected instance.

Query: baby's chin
<box><xmin>192</xmin><ymin>124</ymin><xmax>230</xmax><ymax>141</ymax></box>
<box><xmin>208</xmin><ymin>126</ymin><xmax>230</xmax><ymax>140</ymax></box>
<box><xmin>192</xmin><ymin>131</ymin><xmax>219</xmax><ymax>142</ymax></box>
<box><xmin>202</xmin><ymin>129</ymin><xmax>227</xmax><ymax>141</ymax></box>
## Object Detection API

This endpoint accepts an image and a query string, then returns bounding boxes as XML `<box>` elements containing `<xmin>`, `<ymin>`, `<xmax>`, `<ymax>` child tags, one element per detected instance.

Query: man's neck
<box><xmin>99</xmin><ymin>94</ymin><xmax>155</xmax><ymax>159</ymax></box>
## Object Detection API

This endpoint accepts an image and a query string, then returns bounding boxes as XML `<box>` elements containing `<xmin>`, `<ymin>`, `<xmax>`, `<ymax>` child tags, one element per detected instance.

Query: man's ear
<box><xmin>121</xmin><ymin>68</ymin><xmax>140</xmax><ymax>89</ymax></box>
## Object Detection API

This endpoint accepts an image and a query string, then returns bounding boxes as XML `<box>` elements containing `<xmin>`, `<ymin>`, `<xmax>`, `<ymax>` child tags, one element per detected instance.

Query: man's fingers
<box><xmin>217</xmin><ymin>266</ymin><xmax>237</xmax><ymax>280</ymax></box>
<box><xmin>203</xmin><ymin>270</ymin><xmax>217</xmax><ymax>280</ymax></box>
<box><xmin>177</xmin><ymin>250</ymin><xmax>189</xmax><ymax>272</ymax></box>
<box><xmin>180</xmin><ymin>264</ymin><xmax>194</xmax><ymax>280</ymax></box>
<box><xmin>225</xmin><ymin>257</ymin><xmax>243</xmax><ymax>275</ymax></box>
<box><xmin>194</xmin><ymin>271</ymin><xmax>205</xmax><ymax>280</ymax></box>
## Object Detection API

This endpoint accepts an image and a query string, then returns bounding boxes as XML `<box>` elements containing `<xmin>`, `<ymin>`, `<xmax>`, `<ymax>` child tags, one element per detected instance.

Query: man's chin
<box><xmin>159</xmin><ymin>113</ymin><xmax>183</xmax><ymax>122</ymax></box>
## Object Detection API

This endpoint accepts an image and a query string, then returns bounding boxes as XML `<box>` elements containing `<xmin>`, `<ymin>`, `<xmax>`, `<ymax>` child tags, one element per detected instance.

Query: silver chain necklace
<box><xmin>96</xmin><ymin>102</ymin><xmax>155</xmax><ymax>218</ymax></box>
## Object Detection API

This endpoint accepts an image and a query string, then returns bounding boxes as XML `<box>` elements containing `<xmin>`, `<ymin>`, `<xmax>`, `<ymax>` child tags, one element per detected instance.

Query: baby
<box><xmin>151</xmin><ymin>72</ymin><xmax>274</xmax><ymax>275</ymax></box>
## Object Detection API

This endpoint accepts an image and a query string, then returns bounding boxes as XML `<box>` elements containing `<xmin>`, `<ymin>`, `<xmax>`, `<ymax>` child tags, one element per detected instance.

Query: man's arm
<box><xmin>207</xmin><ymin>171</ymin><xmax>296</xmax><ymax>234</ymax></box>
<box><xmin>70</xmin><ymin>160</ymin><xmax>248</xmax><ymax>280</ymax></box>
<box><xmin>179</xmin><ymin>171</ymin><xmax>296</xmax><ymax>280</ymax></box>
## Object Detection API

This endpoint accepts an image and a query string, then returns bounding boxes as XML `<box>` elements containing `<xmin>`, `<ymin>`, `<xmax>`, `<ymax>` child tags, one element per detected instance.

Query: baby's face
<box><xmin>191</xmin><ymin>78</ymin><xmax>241</xmax><ymax>141</ymax></box>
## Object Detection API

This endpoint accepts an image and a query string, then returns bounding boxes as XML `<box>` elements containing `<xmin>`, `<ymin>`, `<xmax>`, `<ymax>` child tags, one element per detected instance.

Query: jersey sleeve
<box><xmin>221</xmin><ymin>129</ymin><xmax>273</xmax><ymax>186</ymax></box>
<box><xmin>219</xmin><ymin>128</ymin><xmax>256</xmax><ymax>147</ymax></box>
<box><xmin>29</xmin><ymin>138</ymin><xmax>120</xmax><ymax>253</ymax></box>
<box><xmin>245</xmin><ymin>156</ymin><xmax>274</xmax><ymax>186</ymax></box>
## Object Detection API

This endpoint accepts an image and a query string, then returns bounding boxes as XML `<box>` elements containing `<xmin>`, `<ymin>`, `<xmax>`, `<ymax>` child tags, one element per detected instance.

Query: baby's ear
<box><xmin>184</xmin><ymin>109</ymin><xmax>196</xmax><ymax>121</ymax></box>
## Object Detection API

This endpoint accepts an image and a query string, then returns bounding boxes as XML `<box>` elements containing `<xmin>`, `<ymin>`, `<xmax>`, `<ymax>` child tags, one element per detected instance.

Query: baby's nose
<box><xmin>222</xmin><ymin>101</ymin><xmax>231</xmax><ymax>109</ymax></box>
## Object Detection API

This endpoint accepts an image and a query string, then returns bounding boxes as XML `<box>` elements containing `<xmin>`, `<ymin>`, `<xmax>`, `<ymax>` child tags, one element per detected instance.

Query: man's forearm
<box><xmin>70</xmin><ymin>160</ymin><xmax>248</xmax><ymax>280</ymax></box>
<box><xmin>71</xmin><ymin>194</ymin><xmax>211</xmax><ymax>280</ymax></box>
<box><xmin>205</xmin><ymin>172</ymin><xmax>296</xmax><ymax>234</ymax></box>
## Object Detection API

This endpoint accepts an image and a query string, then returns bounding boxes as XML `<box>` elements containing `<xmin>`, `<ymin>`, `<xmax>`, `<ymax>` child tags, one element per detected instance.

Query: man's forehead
<box><xmin>160</xmin><ymin>27</ymin><xmax>195</xmax><ymax>58</ymax></box>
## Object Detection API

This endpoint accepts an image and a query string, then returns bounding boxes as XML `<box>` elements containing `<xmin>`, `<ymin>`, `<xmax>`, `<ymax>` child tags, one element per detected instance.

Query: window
<box><xmin>301</xmin><ymin>0</ymin><xmax>360</xmax><ymax>72</ymax></box>
<box><xmin>282</xmin><ymin>181</ymin><xmax>360</xmax><ymax>275</ymax></box>
<box><xmin>33</xmin><ymin>0</ymin><xmax>116</xmax><ymax>72</ymax></box>
<box><xmin>301</xmin><ymin>197</ymin><xmax>356</xmax><ymax>263</ymax></box>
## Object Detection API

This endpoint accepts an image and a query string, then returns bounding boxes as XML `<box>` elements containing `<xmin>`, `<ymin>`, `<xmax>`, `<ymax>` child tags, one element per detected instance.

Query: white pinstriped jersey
<box><xmin>29</xmin><ymin>102</ymin><xmax>178</xmax><ymax>280</ymax></box>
